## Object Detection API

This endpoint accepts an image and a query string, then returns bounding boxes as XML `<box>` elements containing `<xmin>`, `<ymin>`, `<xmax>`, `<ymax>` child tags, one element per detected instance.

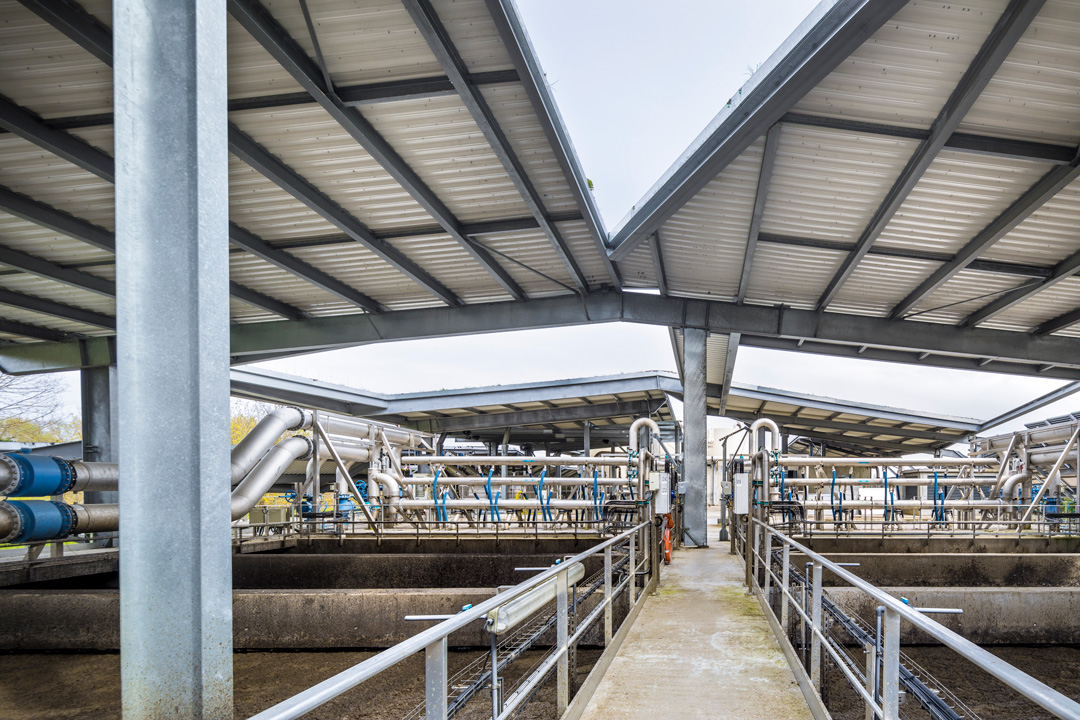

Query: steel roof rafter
<box><xmin>817</xmin><ymin>0</ymin><xmax>1045</xmax><ymax>310</ymax></box>
<box><xmin>736</xmin><ymin>123</ymin><xmax>781</xmax><ymax>303</ymax></box>
<box><xmin>12</xmin><ymin>0</ymin><xmax>393</xmax><ymax>316</ymax></box>
<box><xmin>483</xmin><ymin>0</ymin><xmax>620</xmax><ymax>288</ymax></box>
<box><xmin>0</xmin><ymin>243</ymin><xmax>113</xmax><ymax>296</ymax></box>
<box><xmin>891</xmin><ymin>150</ymin><xmax>1080</xmax><ymax>319</ymax></box>
<box><xmin>718</xmin><ymin>332</ymin><xmax>740</xmax><ymax>414</ymax></box>
<box><xmin>650</xmin><ymin>232</ymin><xmax>668</xmax><ymax>296</ymax></box>
<box><xmin>226</xmin><ymin>0</ymin><xmax>524</xmax><ymax>302</ymax></box>
<box><xmin>0</xmin><ymin>317</ymin><xmax>75</xmax><ymax>343</ymax></box>
<box><xmin>962</xmin><ymin>246</ymin><xmax>1080</xmax><ymax>327</ymax></box>
<box><xmin>1033</xmin><ymin>307</ymin><xmax>1080</xmax><ymax>337</ymax></box>
<box><xmin>0</xmin><ymin>286</ymin><xmax>114</xmax><ymax>329</ymax></box>
<box><xmin>403</xmin><ymin>0</ymin><xmax>589</xmax><ymax>292</ymax></box>
<box><xmin>780</xmin><ymin>113</ymin><xmax>1077</xmax><ymax>165</ymax></box>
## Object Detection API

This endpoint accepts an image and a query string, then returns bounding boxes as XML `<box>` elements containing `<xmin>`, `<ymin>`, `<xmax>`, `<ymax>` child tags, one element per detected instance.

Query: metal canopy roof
<box><xmin>229</xmin><ymin>367</ymin><xmax>992</xmax><ymax>454</ymax></box>
<box><xmin>0</xmin><ymin>0</ymin><xmax>616</xmax><ymax>343</ymax></box>
<box><xmin>3</xmin><ymin>0</ymin><xmax>1080</xmax><ymax>410</ymax></box>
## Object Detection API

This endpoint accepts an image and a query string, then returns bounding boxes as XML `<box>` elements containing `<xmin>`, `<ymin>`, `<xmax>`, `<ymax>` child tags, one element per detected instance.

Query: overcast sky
<box><xmin>47</xmin><ymin>1</ymin><xmax>1080</xmax><ymax>438</ymax></box>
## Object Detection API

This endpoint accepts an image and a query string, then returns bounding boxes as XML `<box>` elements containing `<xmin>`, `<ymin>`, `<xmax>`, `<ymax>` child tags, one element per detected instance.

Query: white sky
<box><xmin>48</xmin><ymin>0</ymin><xmax>1080</xmax><ymax>439</ymax></box>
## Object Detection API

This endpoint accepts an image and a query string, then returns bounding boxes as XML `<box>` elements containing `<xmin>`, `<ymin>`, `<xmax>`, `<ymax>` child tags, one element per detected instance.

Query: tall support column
<box><xmin>682</xmin><ymin>327</ymin><xmax>707</xmax><ymax>546</ymax></box>
<box><xmin>115</xmin><ymin>0</ymin><xmax>232</xmax><ymax>714</ymax></box>
<box><xmin>81</xmin><ymin>366</ymin><xmax>119</xmax><ymax>546</ymax></box>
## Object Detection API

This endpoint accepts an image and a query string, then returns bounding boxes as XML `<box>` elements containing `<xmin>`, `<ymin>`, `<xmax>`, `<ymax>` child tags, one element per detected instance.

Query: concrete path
<box><xmin>578</xmin><ymin>531</ymin><xmax>813</xmax><ymax>720</ymax></box>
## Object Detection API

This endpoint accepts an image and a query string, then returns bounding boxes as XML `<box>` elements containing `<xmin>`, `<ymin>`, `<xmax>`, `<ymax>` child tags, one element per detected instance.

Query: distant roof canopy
<box><xmin>3</xmin><ymin>0</ymin><xmax>1080</xmax><ymax>409</ymax></box>
<box><xmin>231</xmin><ymin>368</ymin><xmax>984</xmax><ymax>455</ymax></box>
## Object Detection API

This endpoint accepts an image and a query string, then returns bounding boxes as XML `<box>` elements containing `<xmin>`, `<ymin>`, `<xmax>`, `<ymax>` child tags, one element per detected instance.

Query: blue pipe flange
<box><xmin>0</xmin><ymin>453</ymin><xmax>19</xmax><ymax>496</ymax></box>
<box><xmin>2</xmin><ymin>453</ymin><xmax>75</xmax><ymax>497</ymax></box>
<box><xmin>0</xmin><ymin>502</ymin><xmax>22</xmax><ymax>544</ymax></box>
<box><xmin>3</xmin><ymin>500</ymin><xmax>75</xmax><ymax>544</ymax></box>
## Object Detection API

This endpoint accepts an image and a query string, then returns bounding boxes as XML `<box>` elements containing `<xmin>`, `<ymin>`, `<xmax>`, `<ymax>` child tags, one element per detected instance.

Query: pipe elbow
<box><xmin>628</xmin><ymin>417</ymin><xmax>661</xmax><ymax>451</ymax></box>
<box><xmin>1000</xmin><ymin>472</ymin><xmax>1029</xmax><ymax>498</ymax></box>
<box><xmin>749</xmin><ymin>418</ymin><xmax>781</xmax><ymax>452</ymax></box>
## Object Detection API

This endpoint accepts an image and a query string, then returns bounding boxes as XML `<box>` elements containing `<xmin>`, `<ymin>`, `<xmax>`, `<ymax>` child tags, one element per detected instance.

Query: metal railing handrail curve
<box><xmin>752</xmin><ymin>518</ymin><xmax>1080</xmax><ymax>720</ymax></box>
<box><xmin>249</xmin><ymin>519</ymin><xmax>651</xmax><ymax>720</ymax></box>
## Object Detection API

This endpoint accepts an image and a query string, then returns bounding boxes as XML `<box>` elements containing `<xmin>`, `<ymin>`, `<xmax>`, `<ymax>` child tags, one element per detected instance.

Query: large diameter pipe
<box><xmin>404</xmin><ymin>476</ymin><xmax>629</xmax><ymax>487</ymax></box>
<box><xmin>69</xmin><ymin>462</ymin><xmax>120</xmax><ymax>492</ymax></box>
<box><xmin>783</xmin><ymin>477</ymin><xmax>991</xmax><ymax>487</ymax></box>
<box><xmin>979</xmin><ymin>423</ymin><xmax>1079</xmax><ymax>453</ymax></box>
<box><xmin>800</xmin><ymin>499</ymin><xmax>1007</xmax><ymax>510</ymax></box>
<box><xmin>398</xmin><ymin>499</ymin><xmax>597</xmax><ymax>511</ymax></box>
<box><xmin>404</xmin><ymin>455</ymin><xmax>627</xmax><ymax>466</ymax></box>
<box><xmin>321</xmin><ymin>416</ymin><xmax>428</xmax><ymax>449</ymax></box>
<box><xmin>779</xmin><ymin>458</ymin><xmax>997</xmax><ymax>467</ymax></box>
<box><xmin>231</xmin><ymin>436</ymin><xmax>313</xmax><ymax>521</ymax></box>
<box><xmin>750</xmin><ymin>418</ymin><xmax>781</xmax><ymax>452</ymax></box>
<box><xmin>230</xmin><ymin>406</ymin><xmax>311</xmax><ymax>484</ymax></box>
<box><xmin>0</xmin><ymin>501</ymin><xmax>119</xmax><ymax>543</ymax></box>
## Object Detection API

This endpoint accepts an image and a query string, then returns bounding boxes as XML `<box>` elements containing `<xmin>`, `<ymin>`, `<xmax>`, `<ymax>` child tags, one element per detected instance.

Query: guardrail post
<box><xmin>629</xmin><ymin>529</ymin><xmax>637</xmax><ymax>604</ymax></box>
<box><xmin>811</xmin><ymin>561</ymin><xmax>823</xmax><ymax>691</ymax></box>
<box><xmin>557</xmin><ymin>569</ymin><xmax>569</xmax><ymax>715</ymax></box>
<box><xmin>425</xmin><ymin>637</ymin><xmax>447</xmax><ymax>720</ymax></box>
<box><xmin>762</xmin><ymin>529</ymin><xmax>773</xmax><ymax>603</ymax></box>
<box><xmin>882</xmin><ymin>607</ymin><xmax>901</xmax><ymax>720</ymax></box>
<box><xmin>604</xmin><ymin>544</ymin><xmax>613</xmax><ymax>645</ymax></box>
<box><xmin>744</xmin><ymin>519</ymin><xmax>753</xmax><ymax>589</ymax></box>
<box><xmin>781</xmin><ymin>542</ymin><xmax>790</xmax><ymax>632</ymax></box>
<box><xmin>864</xmin><ymin>642</ymin><xmax>877</xmax><ymax>720</ymax></box>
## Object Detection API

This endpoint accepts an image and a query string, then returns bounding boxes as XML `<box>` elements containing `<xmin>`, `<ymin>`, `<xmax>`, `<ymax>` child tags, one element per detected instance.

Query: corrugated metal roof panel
<box><xmin>705</xmin><ymin>333</ymin><xmax>730</xmax><ymax>386</ymax></box>
<box><xmin>661</xmin><ymin>141</ymin><xmax>762</xmax><ymax>299</ymax></box>
<box><xmin>479</xmin><ymin>228</ymin><xmax>577</xmax><ymax>297</ymax></box>
<box><xmin>0</xmin><ymin>133</ymin><xmax>115</xmax><ymax>232</ymax></box>
<box><xmin>615</xmin><ymin>242</ymin><xmax>657</xmax><ymax>290</ymax></box>
<box><xmin>0</xmin><ymin>213</ymin><xmax>113</xmax><ymax>266</ymax></box>
<box><xmin>981</xmin><ymin>174</ymin><xmax>1080</xmax><ymax>266</ymax></box>
<box><xmin>479</xmin><ymin>83</ymin><xmax>579</xmax><ymax>216</ymax></box>
<box><xmin>228</xmin><ymin>156</ymin><xmax>346</xmax><ymax>241</ymax></box>
<box><xmin>746</xmin><ymin>243</ymin><xmax>844</xmax><ymax>310</ymax></box>
<box><xmin>958</xmin><ymin>0</ymin><xmax>1080</xmax><ymax>145</ymax></box>
<box><xmin>228</xmin><ymin>251</ymin><xmax>351</xmax><ymax>312</ymax></box>
<box><xmin>875</xmin><ymin>150</ymin><xmax>1055</xmax><ymax>256</ymax></box>
<box><xmin>982</xmin><ymin>275</ymin><xmax>1080</xmax><ymax>333</ymax></box>
<box><xmin>230</xmin><ymin>105</ymin><xmax>434</xmax><ymax>231</ymax></box>
<box><xmin>761</xmin><ymin>125</ymin><xmax>920</xmax><ymax>244</ymax></box>
<box><xmin>261</xmin><ymin>0</ymin><xmax>443</xmax><ymax>85</ymax></box>
<box><xmin>828</xmin><ymin>255</ymin><xmax>941</xmax><ymax>318</ymax></box>
<box><xmin>791</xmin><ymin>0</ymin><xmax>1006</xmax><ymax>130</ymax></box>
<box><xmin>0</xmin><ymin>0</ymin><xmax>112</xmax><ymax>119</ymax></box>
<box><xmin>432</xmin><ymin>0</ymin><xmax>515</xmax><ymax>74</ymax></box>
<box><xmin>553</xmin><ymin>220</ymin><xmax>609</xmax><ymax>288</ymax></box>
<box><xmin>0</xmin><ymin>272</ymin><xmax>114</xmax><ymax>316</ymax></box>
<box><xmin>903</xmin><ymin>268</ymin><xmax>1020</xmax><ymax>324</ymax></box>
<box><xmin>358</xmin><ymin>94</ymin><xmax>533</xmax><ymax>222</ymax></box>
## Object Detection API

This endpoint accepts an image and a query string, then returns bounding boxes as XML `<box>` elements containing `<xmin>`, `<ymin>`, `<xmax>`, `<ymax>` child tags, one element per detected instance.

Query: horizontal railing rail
<box><xmin>248</xmin><ymin>518</ymin><xmax>654</xmax><ymax>720</ymax></box>
<box><xmin>747</xmin><ymin>517</ymin><xmax>1080</xmax><ymax>720</ymax></box>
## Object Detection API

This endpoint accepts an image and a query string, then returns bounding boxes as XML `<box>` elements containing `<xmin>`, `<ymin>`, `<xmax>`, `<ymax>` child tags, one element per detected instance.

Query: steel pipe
<box><xmin>231</xmin><ymin>436</ymin><xmax>314</xmax><ymax>521</ymax></box>
<box><xmin>230</xmin><ymin>406</ymin><xmax>311</xmax><ymax>484</ymax></box>
<box><xmin>779</xmin><ymin>458</ymin><xmax>996</xmax><ymax>467</ymax></box>
<box><xmin>404</xmin><ymin>455</ymin><xmax>627</xmax><ymax>466</ymax></box>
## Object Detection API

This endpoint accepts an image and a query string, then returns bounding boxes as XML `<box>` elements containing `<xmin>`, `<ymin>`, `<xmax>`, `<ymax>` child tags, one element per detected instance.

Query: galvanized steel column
<box><xmin>682</xmin><ymin>327</ymin><xmax>707</xmax><ymax>546</ymax></box>
<box><xmin>81</xmin><ymin>366</ymin><xmax>119</xmax><ymax>547</ymax></box>
<box><xmin>114</xmin><ymin>0</ymin><xmax>232</xmax><ymax>714</ymax></box>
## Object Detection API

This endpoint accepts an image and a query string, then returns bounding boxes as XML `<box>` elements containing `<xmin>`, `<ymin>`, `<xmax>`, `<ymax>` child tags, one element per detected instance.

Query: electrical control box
<box><xmin>733</xmin><ymin>472</ymin><xmax>749</xmax><ymax>514</ymax></box>
<box><xmin>648</xmin><ymin>471</ymin><xmax>662</xmax><ymax>492</ymax></box>
<box><xmin>654</xmin><ymin>472</ymin><xmax>671</xmax><ymax>514</ymax></box>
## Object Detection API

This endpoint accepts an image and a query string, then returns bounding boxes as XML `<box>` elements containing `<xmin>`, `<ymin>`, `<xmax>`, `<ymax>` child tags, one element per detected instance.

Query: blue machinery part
<box><xmin>0</xmin><ymin>453</ymin><xmax>74</xmax><ymax>497</ymax></box>
<box><xmin>1</xmin><ymin>500</ymin><xmax>75</xmax><ymax>544</ymax></box>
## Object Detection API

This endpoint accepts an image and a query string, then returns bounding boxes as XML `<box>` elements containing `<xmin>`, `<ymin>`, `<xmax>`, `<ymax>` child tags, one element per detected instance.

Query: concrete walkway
<box><xmin>578</xmin><ymin>530</ymin><xmax>813</xmax><ymax>720</ymax></box>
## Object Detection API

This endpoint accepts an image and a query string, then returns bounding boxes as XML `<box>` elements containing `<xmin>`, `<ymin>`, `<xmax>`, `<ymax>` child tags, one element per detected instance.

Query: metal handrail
<box><xmin>750</xmin><ymin>518</ymin><xmax>1080</xmax><ymax>720</ymax></box>
<box><xmin>249</xmin><ymin>519</ymin><xmax>651</xmax><ymax>720</ymax></box>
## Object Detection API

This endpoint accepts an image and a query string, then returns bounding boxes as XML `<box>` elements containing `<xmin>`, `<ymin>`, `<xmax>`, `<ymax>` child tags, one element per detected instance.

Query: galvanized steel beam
<box><xmin>737</xmin><ymin>124</ymin><xmax>781</xmax><ymax>303</ymax></box>
<box><xmin>403</xmin><ymin>0</ymin><xmax>588</xmax><ymax>291</ymax></box>
<box><xmin>725</xmin><ymin>411</ymin><xmax>959</xmax><ymax>443</ymax></box>
<box><xmin>650</xmin><ymin>232</ymin><xmax>668</xmax><ymax>296</ymax></box>
<box><xmin>228</xmin><ymin>224</ymin><xmax>385</xmax><ymax>313</ymax></box>
<box><xmin>15</xmin><ymin>0</ymin><xmax>112</xmax><ymax>64</ymax></box>
<box><xmin>0</xmin><ymin>287</ymin><xmax>114</xmax><ymax>329</ymax></box>
<box><xmin>403</xmin><ymin>399</ymin><xmax>662</xmax><ymax>434</ymax></box>
<box><xmin>606</xmin><ymin>0</ymin><xmax>908</xmax><ymax>260</ymax></box>
<box><xmin>1033</xmin><ymin>306</ymin><xmax>1080</xmax><ymax>337</ymax></box>
<box><xmin>114</xmin><ymin>0</ymin><xmax>233</xmax><ymax>714</ymax></box>
<box><xmin>483</xmin><ymin>0</ymin><xmax>620</xmax><ymax>288</ymax></box>
<box><xmin>817</xmin><ymin>0</ymin><xmax>1044</xmax><ymax>310</ymax></box>
<box><xmin>891</xmin><ymin>151</ymin><xmax>1080</xmax><ymax>319</ymax></box>
<box><xmin>781</xmin><ymin>113</ymin><xmax>1077</xmax><ymax>165</ymax></box>
<box><xmin>0</xmin><ymin>185</ymin><xmax>114</xmax><ymax>252</ymax></box>
<box><xmin>227</xmin><ymin>0</ymin><xmax>523</xmax><ymax>302</ymax></box>
<box><xmin>0</xmin><ymin>244</ymin><xmax>114</xmax><ymax>296</ymax></box>
<box><xmin>718</xmin><ymin>332</ymin><xmax>740</xmax><ymax>414</ymax></box>
<box><xmin>962</xmin><ymin>247</ymin><xmax>1080</xmax><ymax>327</ymax></box>
<box><xmin>977</xmin><ymin>381</ymin><xmax>1080</xmax><ymax>433</ymax></box>
<box><xmin>228</xmin><ymin>282</ymin><xmax>310</xmax><ymax>321</ymax></box>
<box><xmin>682</xmin><ymin>326</ymin><xmax>708</xmax><ymax>546</ymax></box>
<box><xmin>0</xmin><ymin>317</ymin><xmax>75</xmax><ymax>342</ymax></box>
<box><xmin>0</xmin><ymin>94</ymin><xmax>115</xmax><ymax>182</ymax></box>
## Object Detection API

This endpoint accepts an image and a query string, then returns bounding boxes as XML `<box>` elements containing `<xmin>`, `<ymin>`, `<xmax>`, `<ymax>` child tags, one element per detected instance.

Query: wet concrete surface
<box><xmin>578</xmin><ymin>538</ymin><xmax>812</xmax><ymax>720</ymax></box>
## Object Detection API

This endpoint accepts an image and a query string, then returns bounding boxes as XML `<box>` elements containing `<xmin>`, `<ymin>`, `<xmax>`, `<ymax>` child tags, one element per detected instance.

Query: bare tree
<box><xmin>0</xmin><ymin>372</ymin><xmax>75</xmax><ymax>442</ymax></box>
